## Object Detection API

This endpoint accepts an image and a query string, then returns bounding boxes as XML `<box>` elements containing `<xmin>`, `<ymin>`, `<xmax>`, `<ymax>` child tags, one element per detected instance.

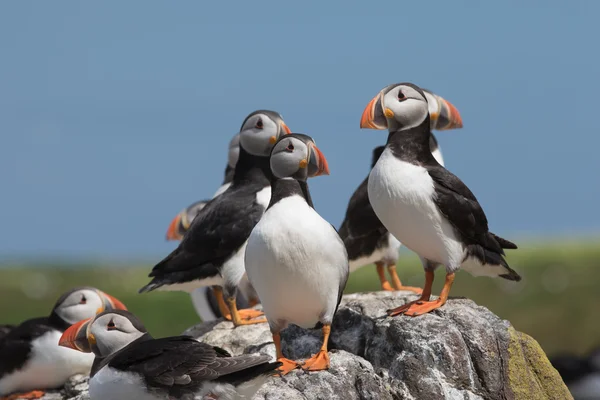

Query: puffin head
<box><xmin>52</xmin><ymin>287</ymin><xmax>127</xmax><ymax>326</ymax></box>
<box><xmin>59</xmin><ymin>310</ymin><xmax>147</xmax><ymax>357</ymax></box>
<box><xmin>227</xmin><ymin>133</ymin><xmax>241</xmax><ymax>169</ymax></box>
<box><xmin>238</xmin><ymin>110</ymin><xmax>291</xmax><ymax>157</ymax></box>
<box><xmin>360</xmin><ymin>83</ymin><xmax>462</xmax><ymax>132</ymax></box>
<box><xmin>270</xmin><ymin>133</ymin><xmax>330</xmax><ymax>181</ymax></box>
<box><xmin>165</xmin><ymin>199</ymin><xmax>208</xmax><ymax>241</ymax></box>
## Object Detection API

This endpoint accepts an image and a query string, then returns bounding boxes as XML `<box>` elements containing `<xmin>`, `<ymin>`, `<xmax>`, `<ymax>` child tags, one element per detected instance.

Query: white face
<box><xmin>54</xmin><ymin>289</ymin><xmax>105</xmax><ymax>325</ymax></box>
<box><xmin>239</xmin><ymin>113</ymin><xmax>284</xmax><ymax>157</ymax></box>
<box><xmin>89</xmin><ymin>313</ymin><xmax>144</xmax><ymax>357</ymax></box>
<box><xmin>382</xmin><ymin>85</ymin><xmax>429</xmax><ymax>131</ymax></box>
<box><xmin>270</xmin><ymin>137</ymin><xmax>310</xmax><ymax>179</ymax></box>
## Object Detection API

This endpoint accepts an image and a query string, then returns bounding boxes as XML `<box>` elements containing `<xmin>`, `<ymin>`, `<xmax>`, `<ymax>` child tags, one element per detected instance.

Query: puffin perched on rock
<box><xmin>340</xmin><ymin>88</ymin><xmax>459</xmax><ymax>293</ymax></box>
<box><xmin>59</xmin><ymin>310</ymin><xmax>280</xmax><ymax>400</ymax></box>
<box><xmin>140</xmin><ymin>110</ymin><xmax>291</xmax><ymax>327</ymax></box>
<box><xmin>0</xmin><ymin>287</ymin><xmax>127</xmax><ymax>399</ymax></box>
<box><xmin>245</xmin><ymin>134</ymin><xmax>348</xmax><ymax>375</ymax></box>
<box><xmin>360</xmin><ymin>82</ymin><xmax>520</xmax><ymax>317</ymax></box>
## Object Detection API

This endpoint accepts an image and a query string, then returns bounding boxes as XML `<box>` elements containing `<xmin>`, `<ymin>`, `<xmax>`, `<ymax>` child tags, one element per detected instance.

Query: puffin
<box><xmin>339</xmin><ymin>88</ymin><xmax>458</xmax><ymax>293</ymax></box>
<box><xmin>140</xmin><ymin>110</ymin><xmax>291</xmax><ymax>327</ymax></box>
<box><xmin>245</xmin><ymin>133</ymin><xmax>348</xmax><ymax>375</ymax></box>
<box><xmin>359</xmin><ymin>82</ymin><xmax>520</xmax><ymax>317</ymax></box>
<box><xmin>0</xmin><ymin>287</ymin><xmax>127</xmax><ymax>399</ymax></box>
<box><xmin>58</xmin><ymin>310</ymin><xmax>281</xmax><ymax>400</ymax></box>
<box><xmin>551</xmin><ymin>347</ymin><xmax>600</xmax><ymax>399</ymax></box>
<box><xmin>165</xmin><ymin>133</ymin><xmax>241</xmax><ymax>242</ymax></box>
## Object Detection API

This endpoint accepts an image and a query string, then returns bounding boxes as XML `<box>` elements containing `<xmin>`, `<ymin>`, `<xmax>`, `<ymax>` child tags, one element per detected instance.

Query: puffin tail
<box><xmin>491</xmin><ymin>233</ymin><xmax>518</xmax><ymax>250</ymax></box>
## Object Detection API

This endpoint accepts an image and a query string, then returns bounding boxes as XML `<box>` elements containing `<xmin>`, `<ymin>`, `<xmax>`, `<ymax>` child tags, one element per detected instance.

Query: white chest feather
<box><xmin>368</xmin><ymin>148</ymin><xmax>464</xmax><ymax>268</ymax></box>
<box><xmin>90</xmin><ymin>367</ymin><xmax>161</xmax><ymax>400</ymax></box>
<box><xmin>245</xmin><ymin>195</ymin><xmax>348</xmax><ymax>328</ymax></box>
<box><xmin>0</xmin><ymin>330</ymin><xmax>94</xmax><ymax>395</ymax></box>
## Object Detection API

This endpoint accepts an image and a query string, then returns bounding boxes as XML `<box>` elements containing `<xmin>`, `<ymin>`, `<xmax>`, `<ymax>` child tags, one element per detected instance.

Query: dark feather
<box><xmin>0</xmin><ymin>318</ymin><xmax>56</xmax><ymax>377</ymax></box>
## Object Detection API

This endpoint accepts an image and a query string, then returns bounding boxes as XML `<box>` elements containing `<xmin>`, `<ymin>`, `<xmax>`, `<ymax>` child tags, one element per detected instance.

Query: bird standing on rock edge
<box><xmin>360</xmin><ymin>82</ymin><xmax>520</xmax><ymax>317</ymax></box>
<box><xmin>59</xmin><ymin>310</ymin><xmax>281</xmax><ymax>400</ymax></box>
<box><xmin>0</xmin><ymin>287</ymin><xmax>127</xmax><ymax>399</ymax></box>
<box><xmin>139</xmin><ymin>110</ymin><xmax>291</xmax><ymax>327</ymax></box>
<box><xmin>339</xmin><ymin>88</ymin><xmax>460</xmax><ymax>293</ymax></box>
<box><xmin>245</xmin><ymin>134</ymin><xmax>348</xmax><ymax>375</ymax></box>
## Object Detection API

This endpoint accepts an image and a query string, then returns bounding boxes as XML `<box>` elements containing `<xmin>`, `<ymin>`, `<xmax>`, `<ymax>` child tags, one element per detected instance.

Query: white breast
<box><xmin>368</xmin><ymin>148</ymin><xmax>464</xmax><ymax>269</ymax></box>
<box><xmin>0</xmin><ymin>330</ymin><xmax>94</xmax><ymax>395</ymax></box>
<box><xmin>90</xmin><ymin>366</ymin><xmax>162</xmax><ymax>400</ymax></box>
<box><xmin>245</xmin><ymin>195</ymin><xmax>348</xmax><ymax>329</ymax></box>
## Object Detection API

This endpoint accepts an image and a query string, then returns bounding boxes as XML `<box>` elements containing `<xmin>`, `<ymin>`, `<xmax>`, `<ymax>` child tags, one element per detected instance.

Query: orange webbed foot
<box><xmin>395</xmin><ymin>285</ymin><xmax>423</xmax><ymax>295</ymax></box>
<box><xmin>387</xmin><ymin>300</ymin><xmax>420</xmax><ymax>317</ymax></box>
<box><xmin>276</xmin><ymin>358</ymin><xmax>301</xmax><ymax>376</ymax></box>
<box><xmin>401</xmin><ymin>299</ymin><xmax>445</xmax><ymax>316</ymax></box>
<box><xmin>301</xmin><ymin>350</ymin><xmax>330</xmax><ymax>371</ymax></box>
<box><xmin>380</xmin><ymin>281</ymin><xmax>394</xmax><ymax>292</ymax></box>
<box><xmin>237</xmin><ymin>308</ymin><xmax>264</xmax><ymax>320</ymax></box>
<box><xmin>2</xmin><ymin>391</ymin><xmax>45</xmax><ymax>400</ymax></box>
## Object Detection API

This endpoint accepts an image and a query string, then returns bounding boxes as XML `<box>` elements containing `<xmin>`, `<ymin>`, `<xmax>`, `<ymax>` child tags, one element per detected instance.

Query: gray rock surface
<box><xmin>35</xmin><ymin>291</ymin><xmax>570</xmax><ymax>400</ymax></box>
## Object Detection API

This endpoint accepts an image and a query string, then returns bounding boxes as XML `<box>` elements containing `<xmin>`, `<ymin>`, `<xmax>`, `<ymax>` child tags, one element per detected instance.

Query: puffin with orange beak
<box><xmin>340</xmin><ymin>89</ymin><xmax>460</xmax><ymax>293</ymax></box>
<box><xmin>0</xmin><ymin>287</ymin><xmax>126</xmax><ymax>399</ymax></box>
<box><xmin>360</xmin><ymin>82</ymin><xmax>520</xmax><ymax>317</ymax></box>
<box><xmin>58</xmin><ymin>310</ymin><xmax>281</xmax><ymax>400</ymax></box>
<box><xmin>245</xmin><ymin>134</ymin><xmax>348</xmax><ymax>375</ymax></box>
<box><xmin>140</xmin><ymin>110</ymin><xmax>291</xmax><ymax>327</ymax></box>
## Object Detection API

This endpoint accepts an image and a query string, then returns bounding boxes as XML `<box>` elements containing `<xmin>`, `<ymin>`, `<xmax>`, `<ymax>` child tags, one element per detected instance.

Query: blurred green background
<box><xmin>1</xmin><ymin>240</ymin><xmax>598</xmax><ymax>358</ymax></box>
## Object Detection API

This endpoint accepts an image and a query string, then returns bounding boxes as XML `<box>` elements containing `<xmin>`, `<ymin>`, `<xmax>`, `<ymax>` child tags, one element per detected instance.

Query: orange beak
<box><xmin>360</xmin><ymin>93</ymin><xmax>388</xmax><ymax>130</ymax></box>
<box><xmin>308</xmin><ymin>143</ymin><xmax>330</xmax><ymax>177</ymax></box>
<box><xmin>281</xmin><ymin>122</ymin><xmax>292</xmax><ymax>135</ymax></box>
<box><xmin>100</xmin><ymin>292</ymin><xmax>127</xmax><ymax>311</ymax></box>
<box><xmin>165</xmin><ymin>214</ymin><xmax>184</xmax><ymax>241</ymax></box>
<box><xmin>437</xmin><ymin>98</ymin><xmax>463</xmax><ymax>130</ymax></box>
<box><xmin>59</xmin><ymin>318</ymin><xmax>92</xmax><ymax>352</ymax></box>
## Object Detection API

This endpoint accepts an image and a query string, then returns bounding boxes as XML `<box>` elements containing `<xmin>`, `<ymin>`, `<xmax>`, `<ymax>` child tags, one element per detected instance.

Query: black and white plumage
<box><xmin>0</xmin><ymin>287</ymin><xmax>127</xmax><ymax>397</ymax></box>
<box><xmin>551</xmin><ymin>347</ymin><xmax>600</xmax><ymax>400</ymax></box>
<box><xmin>360</xmin><ymin>82</ymin><xmax>520</xmax><ymax>317</ymax></box>
<box><xmin>245</xmin><ymin>134</ymin><xmax>348</xmax><ymax>375</ymax></box>
<box><xmin>339</xmin><ymin>133</ymin><xmax>446</xmax><ymax>294</ymax></box>
<box><xmin>58</xmin><ymin>310</ymin><xmax>281</xmax><ymax>400</ymax></box>
<box><xmin>140</xmin><ymin>110</ymin><xmax>291</xmax><ymax>327</ymax></box>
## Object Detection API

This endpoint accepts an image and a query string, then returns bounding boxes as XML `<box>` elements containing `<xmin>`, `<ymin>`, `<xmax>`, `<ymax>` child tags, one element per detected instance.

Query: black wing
<box><xmin>141</xmin><ymin>183</ymin><xmax>267</xmax><ymax>291</ymax></box>
<box><xmin>0</xmin><ymin>324</ymin><xmax>15</xmax><ymax>340</ymax></box>
<box><xmin>427</xmin><ymin>165</ymin><xmax>505</xmax><ymax>255</ymax></box>
<box><xmin>0</xmin><ymin>318</ymin><xmax>53</xmax><ymax>377</ymax></box>
<box><xmin>109</xmin><ymin>336</ymin><xmax>274</xmax><ymax>396</ymax></box>
<box><xmin>338</xmin><ymin>177</ymin><xmax>389</xmax><ymax>260</ymax></box>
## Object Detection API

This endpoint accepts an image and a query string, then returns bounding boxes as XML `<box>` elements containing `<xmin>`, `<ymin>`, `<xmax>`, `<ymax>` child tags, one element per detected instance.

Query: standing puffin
<box><xmin>245</xmin><ymin>134</ymin><xmax>347</xmax><ymax>375</ymax></box>
<box><xmin>140</xmin><ymin>110</ymin><xmax>291</xmax><ymax>327</ymax></box>
<box><xmin>0</xmin><ymin>287</ymin><xmax>127</xmax><ymax>399</ymax></box>
<box><xmin>360</xmin><ymin>82</ymin><xmax>520</xmax><ymax>317</ymax></box>
<box><xmin>340</xmin><ymin>89</ymin><xmax>458</xmax><ymax>293</ymax></box>
<box><xmin>59</xmin><ymin>310</ymin><xmax>281</xmax><ymax>400</ymax></box>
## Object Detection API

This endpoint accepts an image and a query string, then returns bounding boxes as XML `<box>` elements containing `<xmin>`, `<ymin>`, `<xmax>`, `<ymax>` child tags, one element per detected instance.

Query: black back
<box><xmin>141</xmin><ymin>148</ymin><xmax>272</xmax><ymax>292</ymax></box>
<box><xmin>387</xmin><ymin>114</ymin><xmax>519</xmax><ymax>280</ymax></box>
<box><xmin>103</xmin><ymin>335</ymin><xmax>279</xmax><ymax>398</ymax></box>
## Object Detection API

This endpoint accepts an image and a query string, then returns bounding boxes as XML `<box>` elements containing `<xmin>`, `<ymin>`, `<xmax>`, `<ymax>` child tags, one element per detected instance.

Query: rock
<box><xmin>35</xmin><ymin>291</ymin><xmax>571</xmax><ymax>400</ymax></box>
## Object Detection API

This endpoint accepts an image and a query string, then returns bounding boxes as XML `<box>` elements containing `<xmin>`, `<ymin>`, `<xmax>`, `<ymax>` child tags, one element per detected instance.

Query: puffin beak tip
<box><xmin>166</xmin><ymin>214</ymin><xmax>184</xmax><ymax>241</ymax></box>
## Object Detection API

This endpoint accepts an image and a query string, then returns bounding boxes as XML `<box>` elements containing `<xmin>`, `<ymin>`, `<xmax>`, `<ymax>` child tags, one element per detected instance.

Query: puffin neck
<box><xmin>90</xmin><ymin>332</ymin><xmax>154</xmax><ymax>377</ymax></box>
<box><xmin>387</xmin><ymin>117</ymin><xmax>436</xmax><ymax>163</ymax></box>
<box><xmin>47</xmin><ymin>311</ymin><xmax>72</xmax><ymax>332</ymax></box>
<box><xmin>223</xmin><ymin>164</ymin><xmax>234</xmax><ymax>185</ymax></box>
<box><xmin>232</xmin><ymin>147</ymin><xmax>272</xmax><ymax>185</ymax></box>
<box><xmin>268</xmin><ymin>178</ymin><xmax>314</xmax><ymax>209</ymax></box>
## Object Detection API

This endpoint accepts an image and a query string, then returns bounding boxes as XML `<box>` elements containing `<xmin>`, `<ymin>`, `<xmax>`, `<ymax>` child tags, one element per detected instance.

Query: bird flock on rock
<box><xmin>0</xmin><ymin>83</ymin><xmax>521</xmax><ymax>400</ymax></box>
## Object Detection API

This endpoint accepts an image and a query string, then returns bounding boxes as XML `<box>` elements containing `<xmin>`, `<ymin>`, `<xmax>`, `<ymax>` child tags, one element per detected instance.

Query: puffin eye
<box><xmin>255</xmin><ymin>118</ymin><xmax>263</xmax><ymax>129</ymax></box>
<box><xmin>398</xmin><ymin>90</ymin><xmax>406</xmax><ymax>100</ymax></box>
<box><xmin>107</xmin><ymin>320</ymin><xmax>116</xmax><ymax>330</ymax></box>
<box><xmin>286</xmin><ymin>142</ymin><xmax>294</xmax><ymax>152</ymax></box>
<box><xmin>80</xmin><ymin>295</ymin><xmax>87</xmax><ymax>304</ymax></box>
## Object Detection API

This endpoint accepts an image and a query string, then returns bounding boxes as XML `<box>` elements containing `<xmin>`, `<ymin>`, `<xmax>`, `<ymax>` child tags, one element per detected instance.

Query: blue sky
<box><xmin>1</xmin><ymin>2</ymin><xmax>598</xmax><ymax>259</ymax></box>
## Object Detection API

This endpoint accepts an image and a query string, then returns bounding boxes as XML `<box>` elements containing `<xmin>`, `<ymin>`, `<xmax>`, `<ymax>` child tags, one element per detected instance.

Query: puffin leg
<box><xmin>2</xmin><ymin>391</ymin><xmax>45</xmax><ymax>400</ymax></box>
<box><xmin>272</xmin><ymin>331</ymin><xmax>300</xmax><ymax>375</ymax></box>
<box><xmin>387</xmin><ymin>264</ymin><xmax>423</xmax><ymax>294</ymax></box>
<box><xmin>402</xmin><ymin>272</ymin><xmax>455</xmax><ymax>317</ymax></box>
<box><xmin>376</xmin><ymin>262</ymin><xmax>394</xmax><ymax>291</ymax></box>
<box><xmin>212</xmin><ymin>286</ymin><xmax>233</xmax><ymax>320</ymax></box>
<box><xmin>387</xmin><ymin>270</ymin><xmax>434</xmax><ymax>316</ymax></box>
<box><xmin>302</xmin><ymin>324</ymin><xmax>331</xmax><ymax>371</ymax></box>
<box><xmin>226</xmin><ymin>297</ymin><xmax>267</xmax><ymax>326</ymax></box>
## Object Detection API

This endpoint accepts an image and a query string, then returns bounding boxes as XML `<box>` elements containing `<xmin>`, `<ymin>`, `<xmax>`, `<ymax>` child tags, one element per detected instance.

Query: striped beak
<box><xmin>59</xmin><ymin>318</ymin><xmax>93</xmax><ymax>352</ymax></box>
<box><xmin>360</xmin><ymin>92</ymin><xmax>388</xmax><ymax>130</ymax></box>
<box><xmin>423</xmin><ymin>90</ymin><xmax>463</xmax><ymax>130</ymax></box>
<box><xmin>307</xmin><ymin>143</ymin><xmax>330</xmax><ymax>177</ymax></box>
<box><xmin>166</xmin><ymin>213</ymin><xmax>184</xmax><ymax>241</ymax></box>
<box><xmin>99</xmin><ymin>291</ymin><xmax>127</xmax><ymax>313</ymax></box>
